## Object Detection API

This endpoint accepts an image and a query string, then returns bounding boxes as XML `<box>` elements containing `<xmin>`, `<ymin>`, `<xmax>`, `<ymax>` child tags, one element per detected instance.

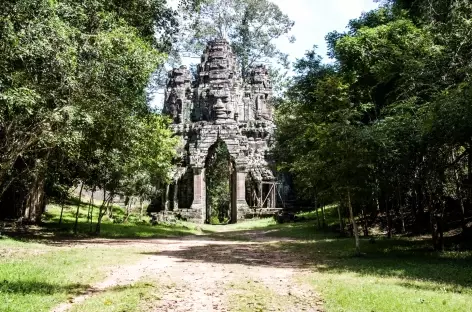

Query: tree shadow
<box><xmin>279</xmin><ymin>237</ymin><xmax>472</xmax><ymax>291</ymax></box>
<box><xmin>0</xmin><ymin>280</ymin><xmax>89</xmax><ymax>295</ymax></box>
<box><xmin>137</xmin><ymin>229</ymin><xmax>472</xmax><ymax>291</ymax></box>
<box><xmin>142</xmin><ymin>241</ymin><xmax>308</xmax><ymax>269</ymax></box>
<box><xmin>1</xmin><ymin>218</ymin><xmax>200</xmax><ymax>243</ymax></box>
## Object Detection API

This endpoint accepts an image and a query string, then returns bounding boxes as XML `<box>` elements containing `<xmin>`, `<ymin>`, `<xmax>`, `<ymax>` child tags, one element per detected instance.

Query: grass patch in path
<box><xmin>70</xmin><ymin>280</ymin><xmax>161</xmax><ymax>312</ymax></box>
<box><xmin>226</xmin><ymin>280</ymin><xmax>281</xmax><ymax>312</ymax></box>
<box><xmin>0</xmin><ymin>237</ymin><xmax>146</xmax><ymax>312</ymax></box>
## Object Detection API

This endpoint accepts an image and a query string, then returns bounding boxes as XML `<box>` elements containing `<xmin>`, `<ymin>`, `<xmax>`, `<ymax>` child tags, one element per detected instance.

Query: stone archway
<box><xmin>157</xmin><ymin>40</ymin><xmax>278</xmax><ymax>224</ymax></box>
<box><xmin>204</xmin><ymin>139</ymin><xmax>235</xmax><ymax>224</ymax></box>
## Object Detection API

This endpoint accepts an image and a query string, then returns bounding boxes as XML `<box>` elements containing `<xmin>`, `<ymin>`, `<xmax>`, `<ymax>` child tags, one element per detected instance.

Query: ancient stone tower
<box><xmin>159</xmin><ymin>39</ymin><xmax>278</xmax><ymax>223</ymax></box>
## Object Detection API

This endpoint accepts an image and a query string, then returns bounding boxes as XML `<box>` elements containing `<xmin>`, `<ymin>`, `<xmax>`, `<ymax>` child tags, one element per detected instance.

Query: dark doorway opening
<box><xmin>205</xmin><ymin>139</ymin><xmax>235</xmax><ymax>224</ymax></box>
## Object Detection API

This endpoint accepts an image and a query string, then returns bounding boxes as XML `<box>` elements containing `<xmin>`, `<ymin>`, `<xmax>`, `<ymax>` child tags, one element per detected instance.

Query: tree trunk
<box><xmin>139</xmin><ymin>199</ymin><xmax>144</xmax><ymax>221</ymax></box>
<box><xmin>438</xmin><ymin>215</ymin><xmax>444</xmax><ymax>252</ymax></box>
<box><xmin>87</xmin><ymin>196</ymin><xmax>93</xmax><ymax>222</ymax></box>
<box><xmin>73</xmin><ymin>184</ymin><xmax>84</xmax><ymax>235</ymax></box>
<box><xmin>95</xmin><ymin>189</ymin><xmax>107</xmax><ymax>234</ymax></box>
<box><xmin>362</xmin><ymin>208</ymin><xmax>369</xmax><ymax>237</ymax></box>
<box><xmin>315</xmin><ymin>198</ymin><xmax>320</xmax><ymax>229</ymax></box>
<box><xmin>430</xmin><ymin>212</ymin><xmax>438</xmax><ymax>250</ymax></box>
<box><xmin>321</xmin><ymin>203</ymin><xmax>326</xmax><ymax>229</ymax></box>
<box><xmin>347</xmin><ymin>189</ymin><xmax>360</xmax><ymax>255</ymax></box>
<box><xmin>416</xmin><ymin>185</ymin><xmax>426</xmax><ymax>234</ymax></box>
<box><xmin>124</xmin><ymin>197</ymin><xmax>131</xmax><ymax>223</ymax></box>
<box><xmin>96</xmin><ymin>191</ymin><xmax>112</xmax><ymax>234</ymax></box>
<box><xmin>396</xmin><ymin>188</ymin><xmax>405</xmax><ymax>234</ymax></box>
<box><xmin>452</xmin><ymin>150</ymin><xmax>467</xmax><ymax>236</ymax></box>
<box><xmin>106</xmin><ymin>190</ymin><xmax>114</xmax><ymax>219</ymax></box>
<box><xmin>23</xmin><ymin>174</ymin><xmax>47</xmax><ymax>223</ymax></box>
<box><xmin>89</xmin><ymin>191</ymin><xmax>95</xmax><ymax>232</ymax></box>
<box><xmin>386</xmin><ymin>198</ymin><xmax>392</xmax><ymax>238</ymax></box>
<box><xmin>428</xmin><ymin>194</ymin><xmax>441</xmax><ymax>251</ymax></box>
<box><xmin>59</xmin><ymin>196</ymin><xmax>65</xmax><ymax>226</ymax></box>
<box><xmin>459</xmin><ymin>197</ymin><xmax>467</xmax><ymax>237</ymax></box>
<box><xmin>337</xmin><ymin>203</ymin><xmax>344</xmax><ymax>235</ymax></box>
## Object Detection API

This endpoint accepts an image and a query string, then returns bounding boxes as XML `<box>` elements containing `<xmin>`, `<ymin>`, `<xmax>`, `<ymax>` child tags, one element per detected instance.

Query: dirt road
<box><xmin>52</xmin><ymin>232</ymin><xmax>323</xmax><ymax>312</ymax></box>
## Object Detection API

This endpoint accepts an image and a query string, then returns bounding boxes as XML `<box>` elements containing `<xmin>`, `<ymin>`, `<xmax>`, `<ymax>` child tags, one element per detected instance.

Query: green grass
<box><xmin>0</xmin><ymin>238</ymin><xmax>146</xmax><ymax>312</ymax></box>
<box><xmin>41</xmin><ymin>201</ymin><xmax>200</xmax><ymax>238</ymax></box>
<box><xmin>259</xmin><ymin>223</ymin><xmax>472</xmax><ymax>312</ymax></box>
<box><xmin>296</xmin><ymin>204</ymin><xmax>340</xmax><ymax>226</ymax></box>
<box><xmin>226</xmin><ymin>280</ymin><xmax>283</xmax><ymax>312</ymax></box>
<box><xmin>4</xmin><ymin>202</ymin><xmax>472</xmax><ymax>312</ymax></box>
<box><xmin>192</xmin><ymin>217</ymin><xmax>278</xmax><ymax>233</ymax></box>
<box><xmin>217</xmin><ymin>208</ymin><xmax>472</xmax><ymax>312</ymax></box>
<box><xmin>70</xmin><ymin>281</ymin><xmax>161</xmax><ymax>312</ymax></box>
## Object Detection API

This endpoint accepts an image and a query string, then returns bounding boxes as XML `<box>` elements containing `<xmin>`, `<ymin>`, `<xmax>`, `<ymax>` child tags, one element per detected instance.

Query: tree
<box><xmin>275</xmin><ymin>1</ymin><xmax>472</xmax><ymax>251</ymax></box>
<box><xmin>0</xmin><ymin>0</ymin><xmax>178</xmax><ymax>222</ymax></box>
<box><xmin>178</xmin><ymin>0</ymin><xmax>295</xmax><ymax>80</ymax></box>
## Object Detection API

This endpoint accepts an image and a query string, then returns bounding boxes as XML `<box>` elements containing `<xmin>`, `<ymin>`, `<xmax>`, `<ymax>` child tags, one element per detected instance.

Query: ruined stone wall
<box><xmin>161</xmin><ymin>39</ymin><xmax>279</xmax><ymax>223</ymax></box>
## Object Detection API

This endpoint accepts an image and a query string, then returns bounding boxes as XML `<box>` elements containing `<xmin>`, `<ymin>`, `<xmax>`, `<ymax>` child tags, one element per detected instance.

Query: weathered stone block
<box><xmin>159</xmin><ymin>40</ymin><xmax>279</xmax><ymax>223</ymax></box>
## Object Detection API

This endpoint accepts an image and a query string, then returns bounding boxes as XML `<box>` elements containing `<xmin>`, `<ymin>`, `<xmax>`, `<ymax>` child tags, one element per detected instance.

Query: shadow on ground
<box><xmin>0</xmin><ymin>280</ymin><xmax>89</xmax><ymax>295</ymax></box>
<box><xmin>139</xmin><ymin>229</ymin><xmax>472</xmax><ymax>291</ymax></box>
<box><xmin>3</xmin><ymin>219</ymin><xmax>472</xmax><ymax>292</ymax></box>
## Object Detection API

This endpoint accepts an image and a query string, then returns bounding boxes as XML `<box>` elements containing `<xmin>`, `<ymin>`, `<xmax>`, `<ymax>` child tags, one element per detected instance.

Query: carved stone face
<box><xmin>213</xmin><ymin>98</ymin><xmax>227</xmax><ymax>120</ymax></box>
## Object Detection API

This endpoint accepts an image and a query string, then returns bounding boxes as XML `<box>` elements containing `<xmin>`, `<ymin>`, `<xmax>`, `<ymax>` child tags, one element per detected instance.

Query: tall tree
<box><xmin>276</xmin><ymin>1</ymin><xmax>472</xmax><ymax>251</ymax></box>
<box><xmin>178</xmin><ymin>0</ymin><xmax>295</xmax><ymax>79</ymax></box>
<box><xmin>0</xmin><ymin>0</ymin><xmax>178</xmax><ymax>222</ymax></box>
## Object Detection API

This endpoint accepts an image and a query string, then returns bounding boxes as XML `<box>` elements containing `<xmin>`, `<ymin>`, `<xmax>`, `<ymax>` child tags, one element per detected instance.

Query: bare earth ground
<box><xmin>51</xmin><ymin>230</ymin><xmax>323</xmax><ymax>312</ymax></box>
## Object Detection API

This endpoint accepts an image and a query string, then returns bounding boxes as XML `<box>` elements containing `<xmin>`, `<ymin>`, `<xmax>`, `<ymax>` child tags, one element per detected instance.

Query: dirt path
<box><xmin>52</xmin><ymin>232</ymin><xmax>323</xmax><ymax>312</ymax></box>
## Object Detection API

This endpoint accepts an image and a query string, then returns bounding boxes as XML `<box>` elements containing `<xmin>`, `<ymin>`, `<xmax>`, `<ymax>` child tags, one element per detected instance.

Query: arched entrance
<box><xmin>205</xmin><ymin>139</ymin><xmax>236</xmax><ymax>224</ymax></box>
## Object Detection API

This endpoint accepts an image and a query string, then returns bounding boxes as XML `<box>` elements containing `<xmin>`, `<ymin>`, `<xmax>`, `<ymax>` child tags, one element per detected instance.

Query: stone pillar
<box><xmin>271</xmin><ymin>183</ymin><xmax>277</xmax><ymax>208</ymax></box>
<box><xmin>173</xmin><ymin>181</ymin><xmax>179</xmax><ymax>210</ymax></box>
<box><xmin>231</xmin><ymin>170</ymin><xmax>249</xmax><ymax>222</ymax></box>
<box><xmin>258</xmin><ymin>182</ymin><xmax>263</xmax><ymax>207</ymax></box>
<box><xmin>190</xmin><ymin>167</ymin><xmax>206</xmax><ymax>223</ymax></box>
<box><xmin>164</xmin><ymin>185</ymin><xmax>170</xmax><ymax>211</ymax></box>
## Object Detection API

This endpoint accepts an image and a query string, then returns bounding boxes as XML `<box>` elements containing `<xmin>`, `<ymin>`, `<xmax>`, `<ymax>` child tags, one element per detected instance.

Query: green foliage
<box><xmin>206</xmin><ymin>140</ymin><xmax>231</xmax><ymax>224</ymax></box>
<box><xmin>178</xmin><ymin>0</ymin><xmax>294</xmax><ymax>80</ymax></box>
<box><xmin>275</xmin><ymin>1</ymin><xmax>472</xmax><ymax>250</ymax></box>
<box><xmin>0</xmin><ymin>0</ymin><xmax>178</xmax><ymax>221</ymax></box>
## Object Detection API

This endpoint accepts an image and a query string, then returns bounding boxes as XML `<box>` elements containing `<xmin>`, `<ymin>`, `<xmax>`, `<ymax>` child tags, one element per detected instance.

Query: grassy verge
<box><xmin>70</xmin><ymin>280</ymin><xmax>161</xmax><ymax>312</ymax></box>
<box><xmin>40</xmin><ymin>201</ymin><xmax>200</xmax><ymax>238</ymax></box>
<box><xmin>192</xmin><ymin>217</ymin><xmax>278</xmax><ymax>233</ymax></box>
<box><xmin>0</xmin><ymin>237</ymin><xmax>146</xmax><ymax>312</ymax></box>
<box><xmin>263</xmin><ymin>222</ymin><xmax>472</xmax><ymax>312</ymax></box>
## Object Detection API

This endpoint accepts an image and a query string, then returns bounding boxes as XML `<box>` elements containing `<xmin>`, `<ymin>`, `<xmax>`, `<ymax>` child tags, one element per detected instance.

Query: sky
<box><xmin>151</xmin><ymin>0</ymin><xmax>380</xmax><ymax>109</ymax></box>
<box><xmin>271</xmin><ymin>0</ymin><xmax>380</xmax><ymax>64</ymax></box>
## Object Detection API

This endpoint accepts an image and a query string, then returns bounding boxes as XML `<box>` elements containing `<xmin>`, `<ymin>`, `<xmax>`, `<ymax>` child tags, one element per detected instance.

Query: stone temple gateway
<box><xmin>158</xmin><ymin>39</ymin><xmax>280</xmax><ymax>223</ymax></box>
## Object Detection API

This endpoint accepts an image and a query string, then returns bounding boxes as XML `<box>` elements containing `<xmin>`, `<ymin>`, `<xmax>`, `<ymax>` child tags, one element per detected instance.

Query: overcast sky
<box><xmin>151</xmin><ymin>0</ymin><xmax>380</xmax><ymax>109</ymax></box>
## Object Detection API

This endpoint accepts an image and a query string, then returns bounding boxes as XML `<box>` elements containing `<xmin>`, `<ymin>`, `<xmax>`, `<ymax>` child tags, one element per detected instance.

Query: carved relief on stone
<box><xmin>248</xmin><ymin>65</ymin><xmax>273</xmax><ymax>122</ymax></box>
<box><xmin>162</xmin><ymin>40</ymin><xmax>279</xmax><ymax>220</ymax></box>
<box><xmin>164</xmin><ymin>66</ymin><xmax>192</xmax><ymax>123</ymax></box>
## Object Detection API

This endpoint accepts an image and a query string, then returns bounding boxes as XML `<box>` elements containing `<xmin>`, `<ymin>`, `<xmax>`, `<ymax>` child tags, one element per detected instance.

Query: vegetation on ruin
<box><xmin>3</xmin><ymin>0</ymin><xmax>472</xmax><ymax>311</ymax></box>
<box><xmin>205</xmin><ymin>140</ymin><xmax>232</xmax><ymax>224</ymax></box>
